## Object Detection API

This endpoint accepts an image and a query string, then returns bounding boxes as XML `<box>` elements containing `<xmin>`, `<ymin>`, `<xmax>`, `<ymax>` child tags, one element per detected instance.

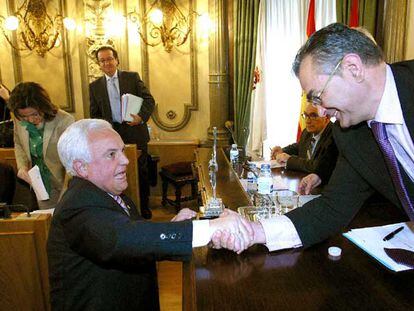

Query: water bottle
<box><xmin>229</xmin><ymin>144</ymin><xmax>239</xmax><ymax>167</ymax></box>
<box><xmin>256</xmin><ymin>163</ymin><xmax>273</xmax><ymax>218</ymax></box>
<box><xmin>246</xmin><ymin>163</ymin><xmax>257</xmax><ymax>192</ymax></box>
<box><xmin>257</xmin><ymin>164</ymin><xmax>272</xmax><ymax>195</ymax></box>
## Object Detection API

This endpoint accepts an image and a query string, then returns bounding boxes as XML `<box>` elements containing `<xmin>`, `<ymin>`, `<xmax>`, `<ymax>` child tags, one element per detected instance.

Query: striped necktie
<box><xmin>371</xmin><ymin>121</ymin><xmax>414</xmax><ymax>220</ymax></box>
<box><xmin>113</xmin><ymin>195</ymin><xmax>130</xmax><ymax>216</ymax></box>
<box><xmin>307</xmin><ymin>137</ymin><xmax>316</xmax><ymax>160</ymax></box>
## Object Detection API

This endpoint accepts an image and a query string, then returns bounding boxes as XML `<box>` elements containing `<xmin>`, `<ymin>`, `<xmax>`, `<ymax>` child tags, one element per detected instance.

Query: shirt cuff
<box><xmin>260</xmin><ymin>215</ymin><xmax>303</xmax><ymax>251</ymax></box>
<box><xmin>192</xmin><ymin>220</ymin><xmax>211</xmax><ymax>247</ymax></box>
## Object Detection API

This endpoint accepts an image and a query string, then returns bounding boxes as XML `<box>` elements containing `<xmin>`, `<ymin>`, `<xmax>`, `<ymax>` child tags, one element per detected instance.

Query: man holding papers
<box><xmin>212</xmin><ymin>23</ymin><xmax>414</xmax><ymax>253</ymax></box>
<box><xmin>89</xmin><ymin>46</ymin><xmax>155</xmax><ymax>218</ymax></box>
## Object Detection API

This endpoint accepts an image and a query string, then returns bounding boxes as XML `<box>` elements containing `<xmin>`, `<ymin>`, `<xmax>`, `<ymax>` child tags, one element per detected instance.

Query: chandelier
<box><xmin>128</xmin><ymin>0</ymin><xmax>196</xmax><ymax>53</ymax></box>
<box><xmin>0</xmin><ymin>0</ymin><xmax>75</xmax><ymax>57</ymax></box>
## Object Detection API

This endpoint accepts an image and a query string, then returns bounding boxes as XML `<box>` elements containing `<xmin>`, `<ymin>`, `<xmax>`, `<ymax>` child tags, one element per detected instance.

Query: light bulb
<box><xmin>4</xmin><ymin>16</ymin><xmax>19</xmax><ymax>31</ymax></box>
<box><xmin>149</xmin><ymin>9</ymin><xmax>163</xmax><ymax>26</ymax></box>
<box><xmin>63</xmin><ymin>17</ymin><xmax>76</xmax><ymax>31</ymax></box>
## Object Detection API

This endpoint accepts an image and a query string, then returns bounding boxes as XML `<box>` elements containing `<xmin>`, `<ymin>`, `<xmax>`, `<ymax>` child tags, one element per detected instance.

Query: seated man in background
<box><xmin>271</xmin><ymin>103</ymin><xmax>337</xmax><ymax>184</ymax></box>
<box><xmin>47</xmin><ymin>119</ymin><xmax>253</xmax><ymax>311</ymax></box>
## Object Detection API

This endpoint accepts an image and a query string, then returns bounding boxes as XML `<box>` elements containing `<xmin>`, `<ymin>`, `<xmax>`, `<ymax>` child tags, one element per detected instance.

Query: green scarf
<box><xmin>21</xmin><ymin>121</ymin><xmax>52</xmax><ymax>194</ymax></box>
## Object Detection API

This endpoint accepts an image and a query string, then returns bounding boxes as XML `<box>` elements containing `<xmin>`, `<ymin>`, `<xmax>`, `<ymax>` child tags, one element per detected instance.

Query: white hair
<box><xmin>58</xmin><ymin>119</ymin><xmax>113</xmax><ymax>176</ymax></box>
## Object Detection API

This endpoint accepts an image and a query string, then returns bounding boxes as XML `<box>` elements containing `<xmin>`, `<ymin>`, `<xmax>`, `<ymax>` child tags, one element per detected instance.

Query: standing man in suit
<box><xmin>271</xmin><ymin>103</ymin><xmax>337</xmax><ymax>184</ymax></box>
<box><xmin>48</xmin><ymin>119</ymin><xmax>253</xmax><ymax>311</ymax></box>
<box><xmin>89</xmin><ymin>46</ymin><xmax>154</xmax><ymax>219</ymax></box>
<box><xmin>213</xmin><ymin>23</ymin><xmax>414</xmax><ymax>252</ymax></box>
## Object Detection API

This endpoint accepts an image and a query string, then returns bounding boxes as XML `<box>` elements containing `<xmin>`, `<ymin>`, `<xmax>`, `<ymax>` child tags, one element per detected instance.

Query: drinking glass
<box><xmin>274</xmin><ymin>190</ymin><xmax>299</xmax><ymax>214</ymax></box>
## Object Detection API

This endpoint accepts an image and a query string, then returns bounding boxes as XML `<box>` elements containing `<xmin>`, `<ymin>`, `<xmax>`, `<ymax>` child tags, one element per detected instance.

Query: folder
<box><xmin>121</xmin><ymin>93</ymin><xmax>143</xmax><ymax>122</ymax></box>
<box><xmin>343</xmin><ymin>222</ymin><xmax>414</xmax><ymax>272</ymax></box>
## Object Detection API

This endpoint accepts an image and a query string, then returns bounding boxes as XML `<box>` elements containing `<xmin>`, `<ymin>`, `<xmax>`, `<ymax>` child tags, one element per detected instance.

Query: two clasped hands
<box><xmin>172</xmin><ymin>208</ymin><xmax>265</xmax><ymax>254</ymax></box>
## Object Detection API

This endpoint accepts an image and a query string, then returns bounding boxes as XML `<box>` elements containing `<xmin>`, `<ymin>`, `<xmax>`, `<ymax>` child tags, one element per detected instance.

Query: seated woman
<box><xmin>7</xmin><ymin>82</ymin><xmax>74</xmax><ymax>209</ymax></box>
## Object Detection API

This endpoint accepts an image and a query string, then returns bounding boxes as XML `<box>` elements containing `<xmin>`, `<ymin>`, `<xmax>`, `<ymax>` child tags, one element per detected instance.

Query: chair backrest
<box><xmin>124</xmin><ymin>144</ymin><xmax>141</xmax><ymax>210</ymax></box>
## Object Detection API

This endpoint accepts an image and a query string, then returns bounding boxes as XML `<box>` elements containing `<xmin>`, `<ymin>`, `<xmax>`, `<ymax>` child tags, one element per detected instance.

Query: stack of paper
<box><xmin>343</xmin><ymin>222</ymin><xmax>414</xmax><ymax>272</ymax></box>
<box><xmin>28</xmin><ymin>165</ymin><xmax>49</xmax><ymax>201</ymax></box>
<box><xmin>121</xmin><ymin>93</ymin><xmax>143</xmax><ymax>122</ymax></box>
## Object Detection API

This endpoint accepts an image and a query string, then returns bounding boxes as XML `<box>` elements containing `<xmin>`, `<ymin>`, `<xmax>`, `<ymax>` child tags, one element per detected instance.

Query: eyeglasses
<box><xmin>98</xmin><ymin>57</ymin><xmax>116</xmax><ymax>64</ymax></box>
<box><xmin>18</xmin><ymin>110</ymin><xmax>41</xmax><ymax>121</ymax></box>
<box><xmin>306</xmin><ymin>58</ymin><xmax>343</xmax><ymax>106</ymax></box>
<box><xmin>301</xmin><ymin>112</ymin><xmax>319</xmax><ymax>120</ymax></box>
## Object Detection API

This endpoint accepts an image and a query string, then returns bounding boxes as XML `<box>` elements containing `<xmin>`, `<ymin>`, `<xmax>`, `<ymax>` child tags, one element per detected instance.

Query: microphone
<box><xmin>224</xmin><ymin>121</ymin><xmax>238</xmax><ymax>145</ymax></box>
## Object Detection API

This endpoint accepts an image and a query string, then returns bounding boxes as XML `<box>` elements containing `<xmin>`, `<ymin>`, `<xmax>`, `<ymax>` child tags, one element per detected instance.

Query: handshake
<box><xmin>209</xmin><ymin>209</ymin><xmax>264</xmax><ymax>254</ymax></box>
<box><xmin>172</xmin><ymin>208</ymin><xmax>265</xmax><ymax>254</ymax></box>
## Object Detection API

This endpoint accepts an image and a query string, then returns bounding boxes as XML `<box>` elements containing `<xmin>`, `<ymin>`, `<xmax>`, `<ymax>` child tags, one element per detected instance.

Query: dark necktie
<box><xmin>307</xmin><ymin>137</ymin><xmax>316</xmax><ymax>160</ymax></box>
<box><xmin>371</xmin><ymin>122</ymin><xmax>414</xmax><ymax>220</ymax></box>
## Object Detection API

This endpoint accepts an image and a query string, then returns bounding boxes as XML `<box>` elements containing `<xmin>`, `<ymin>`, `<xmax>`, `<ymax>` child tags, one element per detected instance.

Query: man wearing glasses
<box><xmin>89</xmin><ymin>46</ymin><xmax>155</xmax><ymax>219</ymax></box>
<box><xmin>270</xmin><ymin>103</ymin><xmax>337</xmax><ymax>185</ymax></box>
<box><xmin>213</xmin><ymin>23</ymin><xmax>414</xmax><ymax>252</ymax></box>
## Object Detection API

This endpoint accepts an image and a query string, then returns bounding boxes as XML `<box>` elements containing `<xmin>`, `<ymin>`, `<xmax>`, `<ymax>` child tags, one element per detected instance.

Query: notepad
<box><xmin>343</xmin><ymin>222</ymin><xmax>414</xmax><ymax>272</ymax></box>
<box><xmin>121</xmin><ymin>93</ymin><xmax>143</xmax><ymax>122</ymax></box>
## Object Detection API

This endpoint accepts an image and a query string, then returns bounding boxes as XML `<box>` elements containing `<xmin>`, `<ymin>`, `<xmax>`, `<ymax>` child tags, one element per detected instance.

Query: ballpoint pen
<box><xmin>383</xmin><ymin>226</ymin><xmax>404</xmax><ymax>241</ymax></box>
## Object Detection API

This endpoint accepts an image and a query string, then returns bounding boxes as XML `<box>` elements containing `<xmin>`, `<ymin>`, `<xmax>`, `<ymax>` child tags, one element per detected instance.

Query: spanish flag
<box><xmin>296</xmin><ymin>0</ymin><xmax>316</xmax><ymax>142</ymax></box>
<box><xmin>349</xmin><ymin>0</ymin><xmax>359</xmax><ymax>27</ymax></box>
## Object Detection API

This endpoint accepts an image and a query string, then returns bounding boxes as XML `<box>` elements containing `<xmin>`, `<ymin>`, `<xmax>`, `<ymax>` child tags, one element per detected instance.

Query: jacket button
<box><xmin>171</xmin><ymin>233</ymin><xmax>177</xmax><ymax>239</ymax></box>
<box><xmin>160</xmin><ymin>233</ymin><xmax>166</xmax><ymax>240</ymax></box>
<box><xmin>177</xmin><ymin>233</ymin><xmax>182</xmax><ymax>239</ymax></box>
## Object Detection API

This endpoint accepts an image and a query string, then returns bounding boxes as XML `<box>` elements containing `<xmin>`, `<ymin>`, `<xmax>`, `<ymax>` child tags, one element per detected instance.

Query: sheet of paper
<box><xmin>343</xmin><ymin>222</ymin><xmax>414</xmax><ymax>272</ymax></box>
<box><xmin>272</xmin><ymin>176</ymin><xmax>288</xmax><ymax>190</ymax></box>
<box><xmin>28</xmin><ymin>165</ymin><xmax>49</xmax><ymax>201</ymax></box>
<box><xmin>121</xmin><ymin>93</ymin><xmax>143</xmax><ymax>122</ymax></box>
<box><xmin>31</xmin><ymin>208</ymin><xmax>55</xmax><ymax>215</ymax></box>
<box><xmin>298</xmin><ymin>194</ymin><xmax>321</xmax><ymax>207</ymax></box>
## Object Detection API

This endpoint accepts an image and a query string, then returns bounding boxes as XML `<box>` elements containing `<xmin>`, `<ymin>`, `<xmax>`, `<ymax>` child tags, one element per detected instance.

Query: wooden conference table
<box><xmin>183</xmin><ymin>148</ymin><xmax>413</xmax><ymax>310</ymax></box>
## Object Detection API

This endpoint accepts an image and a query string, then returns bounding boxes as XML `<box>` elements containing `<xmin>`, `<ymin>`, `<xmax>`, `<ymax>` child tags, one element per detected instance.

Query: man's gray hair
<box><xmin>58</xmin><ymin>119</ymin><xmax>113</xmax><ymax>176</ymax></box>
<box><xmin>292</xmin><ymin>23</ymin><xmax>383</xmax><ymax>77</ymax></box>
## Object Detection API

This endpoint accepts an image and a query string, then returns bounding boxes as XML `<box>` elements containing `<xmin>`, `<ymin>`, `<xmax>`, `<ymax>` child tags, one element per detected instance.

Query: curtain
<box><xmin>247</xmin><ymin>0</ymin><xmax>266</xmax><ymax>158</ymax></box>
<box><xmin>336</xmin><ymin>0</ymin><xmax>378</xmax><ymax>35</ymax></box>
<box><xmin>380</xmin><ymin>0</ymin><xmax>409</xmax><ymax>62</ymax></box>
<box><xmin>336</xmin><ymin>0</ymin><xmax>409</xmax><ymax>63</ymax></box>
<box><xmin>233</xmin><ymin>0</ymin><xmax>260</xmax><ymax>148</ymax></box>
<box><xmin>253</xmin><ymin>0</ymin><xmax>335</xmax><ymax>159</ymax></box>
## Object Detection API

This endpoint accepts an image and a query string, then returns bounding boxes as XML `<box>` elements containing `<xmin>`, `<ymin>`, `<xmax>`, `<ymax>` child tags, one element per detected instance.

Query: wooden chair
<box><xmin>159</xmin><ymin>161</ymin><xmax>197</xmax><ymax>212</ymax></box>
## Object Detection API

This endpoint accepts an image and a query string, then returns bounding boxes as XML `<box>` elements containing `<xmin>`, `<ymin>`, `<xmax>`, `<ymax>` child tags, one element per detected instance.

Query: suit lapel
<box><xmin>18</xmin><ymin>120</ymin><xmax>31</xmax><ymax>160</ymax></box>
<box><xmin>42</xmin><ymin>116</ymin><xmax>56</xmax><ymax>157</ymax></box>
<box><xmin>335</xmin><ymin>123</ymin><xmax>396</xmax><ymax>201</ymax></box>
<box><xmin>118</xmin><ymin>70</ymin><xmax>126</xmax><ymax>96</ymax></box>
<box><xmin>100</xmin><ymin>76</ymin><xmax>113</xmax><ymax>122</ymax></box>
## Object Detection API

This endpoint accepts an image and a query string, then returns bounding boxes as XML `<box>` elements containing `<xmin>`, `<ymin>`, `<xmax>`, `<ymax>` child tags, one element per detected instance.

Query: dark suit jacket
<box><xmin>47</xmin><ymin>177</ymin><xmax>192</xmax><ymax>311</ymax></box>
<box><xmin>287</xmin><ymin>60</ymin><xmax>414</xmax><ymax>248</ymax></box>
<box><xmin>89</xmin><ymin>70</ymin><xmax>155</xmax><ymax>149</ymax></box>
<box><xmin>283</xmin><ymin>122</ymin><xmax>338</xmax><ymax>183</ymax></box>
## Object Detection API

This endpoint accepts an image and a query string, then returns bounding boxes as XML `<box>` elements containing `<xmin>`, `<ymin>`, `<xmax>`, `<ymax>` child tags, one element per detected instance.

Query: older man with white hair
<box><xmin>47</xmin><ymin>119</ymin><xmax>253</xmax><ymax>311</ymax></box>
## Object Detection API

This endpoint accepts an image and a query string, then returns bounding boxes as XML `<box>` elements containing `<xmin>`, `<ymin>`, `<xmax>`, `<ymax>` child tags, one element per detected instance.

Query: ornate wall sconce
<box><xmin>0</xmin><ymin>0</ymin><xmax>75</xmax><ymax>57</ymax></box>
<box><xmin>128</xmin><ymin>0</ymin><xmax>197</xmax><ymax>53</ymax></box>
